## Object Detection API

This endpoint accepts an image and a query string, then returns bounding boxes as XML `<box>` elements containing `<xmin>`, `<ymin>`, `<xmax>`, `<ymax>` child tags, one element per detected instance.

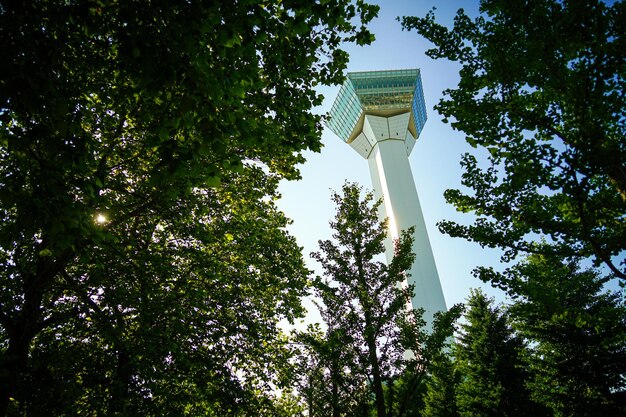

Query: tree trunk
<box><xmin>108</xmin><ymin>346</ymin><xmax>131</xmax><ymax>415</ymax></box>
<box><xmin>0</xmin><ymin>337</ymin><xmax>30</xmax><ymax>417</ymax></box>
<box><xmin>363</xmin><ymin>309</ymin><xmax>386</xmax><ymax>417</ymax></box>
<box><xmin>355</xmin><ymin>243</ymin><xmax>386</xmax><ymax>417</ymax></box>
<box><xmin>0</xmin><ymin>250</ymin><xmax>72</xmax><ymax>416</ymax></box>
<box><xmin>368</xmin><ymin>343</ymin><xmax>386</xmax><ymax>417</ymax></box>
<box><xmin>331</xmin><ymin>356</ymin><xmax>340</xmax><ymax>417</ymax></box>
<box><xmin>387</xmin><ymin>377</ymin><xmax>394</xmax><ymax>417</ymax></box>
<box><xmin>0</xmin><ymin>285</ymin><xmax>44</xmax><ymax>417</ymax></box>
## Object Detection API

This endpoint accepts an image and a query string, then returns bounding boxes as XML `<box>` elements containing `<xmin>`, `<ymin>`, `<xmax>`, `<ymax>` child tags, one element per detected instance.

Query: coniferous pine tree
<box><xmin>454</xmin><ymin>290</ymin><xmax>546</xmax><ymax>417</ymax></box>
<box><xmin>489</xmin><ymin>254</ymin><xmax>626</xmax><ymax>417</ymax></box>
<box><xmin>421</xmin><ymin>350</ymin><xmax>460</xmax><ymax>417</ymax></box>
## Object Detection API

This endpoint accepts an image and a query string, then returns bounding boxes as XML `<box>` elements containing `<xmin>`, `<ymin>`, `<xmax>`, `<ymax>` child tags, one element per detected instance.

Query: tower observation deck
<box><xmin>327</xmin><ymin>69</ymin><xmax>446</xmax><ymax>331</ymax></box>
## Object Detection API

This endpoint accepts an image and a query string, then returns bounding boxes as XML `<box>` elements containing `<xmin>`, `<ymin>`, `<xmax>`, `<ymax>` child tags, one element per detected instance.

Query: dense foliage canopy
<box><xmin>421</xmin><ymin>261</ymin><xmax>626</xmax><ymax>417</ymax></box>
<box><xmin>490</xmin><ymin>254</ymin><xmax>626</xmax><ymax>416</ymax></box>
<box><xmin>0</xmin><ymin>1</ymin><xmax>378</xmax><ymax>415</ymax></box>
<box><xmin>401</xmin><ymin>1</ymin><xmax>626</xmax><ymax>415</ymax></box>
<box><xmin>402</xmin><ymin>0</ymin><xmax>626</xmax><ymax>279</ymax></box>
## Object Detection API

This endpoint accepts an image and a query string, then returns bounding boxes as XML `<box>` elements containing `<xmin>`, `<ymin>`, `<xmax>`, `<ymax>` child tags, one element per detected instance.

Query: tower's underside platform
<box><xmin>348</xmin><ymin>113</ymin><xmax>416</xmax><ymax>159</ymax></box>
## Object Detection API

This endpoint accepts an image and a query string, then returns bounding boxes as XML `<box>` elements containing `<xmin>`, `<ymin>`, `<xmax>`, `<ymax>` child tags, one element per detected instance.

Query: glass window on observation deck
<box><xmin>327</xmin><ymin>69</ymin><xmax>428</xmax><ymax>142</ymax></box>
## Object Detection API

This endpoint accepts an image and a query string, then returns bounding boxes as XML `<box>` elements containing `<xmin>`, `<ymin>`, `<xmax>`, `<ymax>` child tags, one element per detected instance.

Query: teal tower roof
<box><xmin>327</xmin><ymin>69</ymin><xmax>427</xmax><ymax>146</ymax></box>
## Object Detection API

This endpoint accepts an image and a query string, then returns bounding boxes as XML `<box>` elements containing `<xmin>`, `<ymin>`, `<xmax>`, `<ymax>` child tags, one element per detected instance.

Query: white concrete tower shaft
<box><xmin>365</xmin><ymin>116</ymin><xmax>446</xmax><ymax>330</ymax></box>
<box><xmin>327</xmin><ymin>69</ymin><xmax>447</xmax><ymax>331</ymax></box>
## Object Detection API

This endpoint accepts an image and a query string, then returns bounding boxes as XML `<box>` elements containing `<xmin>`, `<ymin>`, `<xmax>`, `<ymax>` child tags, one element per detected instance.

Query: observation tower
<box><xmin>327</xmin><ymin>69</ymin><xmax>446</xmax><ymax>330</ymax></box>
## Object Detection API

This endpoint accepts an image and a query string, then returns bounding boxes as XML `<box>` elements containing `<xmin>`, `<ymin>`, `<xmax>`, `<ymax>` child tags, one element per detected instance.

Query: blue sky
<box><xmin>277</xmin><ymin>1</ymin><xmax>506</xmax><ymax>322</ymax></box>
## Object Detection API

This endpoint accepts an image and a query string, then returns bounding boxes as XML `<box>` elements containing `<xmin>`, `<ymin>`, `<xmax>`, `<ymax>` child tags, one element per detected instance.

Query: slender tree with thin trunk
<box><xmin>302</xmin><ymin>183</ymin><xmax>460</xmax><ymax>417</ymax></box>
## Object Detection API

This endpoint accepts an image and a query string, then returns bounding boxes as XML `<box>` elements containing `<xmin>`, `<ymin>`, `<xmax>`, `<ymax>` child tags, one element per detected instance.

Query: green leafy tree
<box><xmin>403</xmin><ymin>3</ymin><xmax>626</xmax><ymax>414</ymax></box>
<box><xmin>484</xmin><ymin>253</ymin><xmax>626</xmax><ymax>417</ymax></box>
<box><xmin>0</xmin><ymin>1</ymin><xmax>378</xmax><ymax>415</ymax></box>
<box><xmin>401</xmin><ymin>0</ymin><xmax>626</xmax><ymax>280</ymax></box>
<box><xmin>454</xmin><ymin>290</ymin><xmax>544</xmax><ymax>417</ymax></box>
<box><xmin>301</xmin><ymin>183</ymin><xmax>460</xmax><ymax>417</ymax></box>
<box><xmin>310</xmin><ymin>182</ymin><xmax>415</xmax><ymax>417</ymax></box>
<box><xmin>6</xmin><ymin>167</ymin><xmax>313</xmax><ymax>416</ymax></box>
